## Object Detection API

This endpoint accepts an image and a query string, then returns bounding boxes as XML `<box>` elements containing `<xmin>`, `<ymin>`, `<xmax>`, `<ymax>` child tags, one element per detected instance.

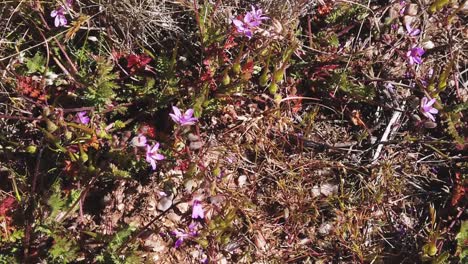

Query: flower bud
<box><xmin>273</xmin><ymin>69</ymin><xmax>284</xmax><ymax>83</ymax></box>
<box><xmin>46</xmin><ymin>119</ymin><xmax>58</xmax><ymax>133</ymax></box>
<box><xmin>65</xmin><ymin>130</ymin><xmax>73</xmax><ymax>140</ymax></box>
<box><xmin>274</xmin><ymin>94</ymin><xmax>282</xmax><ymax>105</ymax></box>
<box><xmin>26</xmin><ymin>145</ymin><xmax>37</xmax><ymax>154</ymax></box>
<box><xmin>268</xmin><ymin>83</ymin><xmax>278</xmax><ymax>94</ymax></box>
<box><xmin>259</xmin><ymin>72</ymin><xmax>269</xmax><ymax>87</ymax></box>
<box><xmin>232</xmin><ymin>63</ymin><xmax>241</xmax><ymax>74</ymax></box>
<box><xmin>222</xmin><ymin>73</ymin><xmax>230</xmax><ymax>85</ymax></box>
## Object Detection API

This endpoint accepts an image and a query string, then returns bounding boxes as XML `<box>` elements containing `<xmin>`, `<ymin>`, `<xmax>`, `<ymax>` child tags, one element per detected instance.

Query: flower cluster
<box><xmin>232</xmin><ymin>6</ymin><xmax>269</xmax><ymax>39</ymax></box>
<box><xmin>50</xmin><ymin>0</ymin><xmax>73</xmax><ymax>27</ymax></box>
<box><xmin>406</xmin><ymin>46</ymin><xmax>425</xmax><ymax>65</ymax></box>
<box><xmin>131</xmin><ymin>106</ymin><xmax>198</xmax><ymax>170</ymax></box>
<box><xmin>171</xmin><ymin>200</ymin><xmax>205</xmax><ymax>248</ymax></box>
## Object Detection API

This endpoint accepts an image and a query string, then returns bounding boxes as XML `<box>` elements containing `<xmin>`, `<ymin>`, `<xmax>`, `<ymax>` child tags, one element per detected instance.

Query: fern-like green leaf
<box><xmin>85</xmin><ymin>58</ymin><xmax>119</xmax><ymax>106</ymax></box>
<box><xmin>49</xmin><ymin>233</ymin><xmax>79</xmax><ymax>263</ymax></box>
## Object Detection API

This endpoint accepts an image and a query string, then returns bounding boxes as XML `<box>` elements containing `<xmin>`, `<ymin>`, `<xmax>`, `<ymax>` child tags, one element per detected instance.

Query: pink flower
<box><xmin>145</xmin><ymin>143</ymin><xmax>165</xmax><ymax>170</ymax></box>
<box><xmin>51</xmin><ymin>7</ymin><xmax>67</xmax><ymax>27</ymax></box>
<box><xmin>131</xmin><ymin>134</ymin><xmax>147</xmax><ymax>147</ymax></box>
<box><xmin>420</xmin><ymin>97</ymin><xmax>438</xmax><ymax>122</ymax></box>
<box><xmin>50</xmin><ymin>1</ymin><xmax>73</xmax><ymax>27</ymax></box>
<box><xmin>399</xmin><ymin>1</ymin><xmax>407</xmax><ymax>15</ymax></box>
<box><xmin>169</xmin><ymin>106</ymin><xmax>198</xmax><ymax>126</ymax></box>
<box><xmin>75</xmin><ymin>111</ymin><xmax>90</xmax><ymax>125</ymax></box>
<box><xmin>191</xmin><ymin>200</ymin><xmax>204</xmax><ymax>219</ymax></box>
<box><xmin>232</xmin><ymin>6</ymin><xmax>269</xmax><ymax>39</ymax></box>
<box><xmin>405</xmin><ymin>22</ymin><xmax>420</xmax><ymax>37</ymax></box>
<box><xmin>406</xmin><ymin>46</ymin><xmax>425</xmax><ymax>65</ymax></box>
<box><xmin>172</xmin><ymin>229</ymin><xmax>190</xmax><ymax>248</ymax></box>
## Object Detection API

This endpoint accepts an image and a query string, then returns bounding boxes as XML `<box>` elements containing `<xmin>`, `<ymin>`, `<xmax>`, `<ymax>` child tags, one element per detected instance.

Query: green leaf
<box><xmin>109</xmin><ymin>163</ymin><xmax>131</xmax><ymax>178</ymax></box>
<box><xmin>26</xmin><ymin>52</ymin><xmax>46</xmax><ymax>73</ymax></box>
<box><xmin>49</xmin><ymin>233</ymin><xmax>79</xmax><ymax>263</ymax></box>
<box><xmin>456</xmin><ymin>221</ymin><xmax>468</xmax><ymax>262</ymax></box>
<box><xmin>84</xmin><ymin>58</ymin><xmax>119</xmax><ymax>106</ymax></box>
<box><xmin>429</xmin><ymin>0</ymin><xmax>450</xmax><ymax>13</ymax></box>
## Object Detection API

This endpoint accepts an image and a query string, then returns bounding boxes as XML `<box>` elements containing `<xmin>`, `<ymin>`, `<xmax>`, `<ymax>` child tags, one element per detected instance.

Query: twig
<box><xmin>372</xmin><ymin>102</ymin><xmax>405</xmax><ymax>162</ymax></box>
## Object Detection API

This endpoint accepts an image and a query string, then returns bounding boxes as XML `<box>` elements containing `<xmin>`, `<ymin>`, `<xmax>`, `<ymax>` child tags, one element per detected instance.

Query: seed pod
<box><xmin>65</xmin><ymin>130</ymin><xmax>73</xmax><ymax>140</ymax></box>
<box><xmin>274</xmin><ymin>94</ymin><xmax>282</xmax><ymax>104</ymax></box>
<box><xmin>259</xmin><ymin>71</ymin><xmax>269</xmax><ymax>87</ymax></box>
<box><xmin>232</xmin><ymin>63</ymin><xmax>241</xmax><ymax>74</ymax></box>
<box><xmin>222</xmin><ymin>73</ymin><xmax>230</xmax><ymax>85</ymax></box>
<box><xmin>26</xmin><ymin>145</ymin><xmax>37</xmax><ymax>154</ymax></box>
<box><xmin>46</xmin><ymin>119</ymin><xmax>58</xmax><ymax>133</ymax></box>
<box><xmin>273</xmin><ymin>69</ymin><xmax>284</xmax><ymax>83</ymax></box>
<box><xmin>268</xmin><ymin>83</ymin><xmax>278</xmax><ymax>94</ymax></box>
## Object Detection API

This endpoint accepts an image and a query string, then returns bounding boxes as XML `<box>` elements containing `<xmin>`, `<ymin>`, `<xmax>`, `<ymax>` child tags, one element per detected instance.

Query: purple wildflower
<box><xmin>405</xmin><ymin>22</ymin><xmax>420</xmax><ymax>37</ymax></box>
<box><xmin>399</xmin><ymin>1</ymin><xmax>407</xmax><ymax>15</ymax></box>
<box><xmin>50</xmin><ymin>1</ymin><xmax>73</xmax><ymax>27</ymax></box>
<box><xmin>172</xmin><ymin>230</ymin><xmax>190</xmax><ymax>248</ymax></box>
<box><xmin>191</xmin><ymin>200</ymin><xmax>204</xmax><ymax>219</ymax></box>
<box><xmin>75</xmin><ymin>111</ymin><xmax>90</xmax><ymax>125</ymax></box>
<box><xmin>131</xmin><ymin>134</ymin><xmax>147</xmax><ymax>147</ymax></box>
<box><xmin>420</xmin><ymin>97</ymin><xmax>438</xmax><ymax>122</ymax></box>
<box><xmin>232</xmin><ymin>6</ymin><xmax>269</xmax><ymax>39</ymax></box>
<box><xmin>51</xmin><ymin>7</ymin><xmax>67</xmax><ymax>27</ymax></box>
<box><xmin>171</xmin><ymin>222</ymin><xmax>200</xmax><ymax>248</ymax></box>
<box><xmin>169</xmin><ymin>106</ymin><xmax>198</xmax><ymax>126</ymax></box>
<box><xmin>406</xmin><ymin>46</ymin><xmax>425</xmax><ymax>65</ymax></box>
<box><xmin>145</xmin><ymin>143</ymin><xmax>165</xmax><ymax>170</ymax></box>
<box><xmin>384</xmin><ymin>82</ymin><xmax>395</xmax><ymax>93</ymax></box>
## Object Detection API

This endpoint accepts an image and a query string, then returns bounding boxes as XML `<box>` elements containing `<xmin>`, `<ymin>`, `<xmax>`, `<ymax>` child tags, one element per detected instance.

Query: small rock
<box><xmin>184</xmin><ymin>179</ymin><xmax>197</xmax><ymax>192</ymax></box>
<box><xmin>157</xmin><ymin>196</ymin><xmax>173</xmax><ymax>211</ymax></box>
<box><xmin>237</xmin><ymin>175</ymin><xmax>247</xmax><ymax>187</ymax></box>
<box><xmin>422</xmin><ymin>40</ymin><xmax>435</xmax><ymax>50</ymax></box>
<box><xmin>424</xmin><ymin>121</ymin><xmax>437</xmax><ymax>129</ymax></box>
<box><xmin>176</xmin><ymin>202</ymin><xmax>189</xmax><ymax>214</ymax></box>
<box><xmin>312</xmin><ymin>185</ymin><xmax>321</xmax><ymax>198</ymax></box>
<box><xmin>189</xmin><ymin>141</ymin><xmax>203</xmax><ymax>150</ymax></box>
<box><xmin>187</xmin><ymin>133</ymin><xmax>200</xmax><ymax>142</ymax></box>
<box><xmin>320</xmin><ymin>183</ymin><xmax>338</xmax><ymax>197</ymax></box>
<box><xmin>404</xmin><ymin>3</ymin><xmax>418</xmax><ymax>16</ymax></box>
<box><xmin>318</xmin><ymin>222</ymin><xmax>333</xmax><ymax>236</ymax></box>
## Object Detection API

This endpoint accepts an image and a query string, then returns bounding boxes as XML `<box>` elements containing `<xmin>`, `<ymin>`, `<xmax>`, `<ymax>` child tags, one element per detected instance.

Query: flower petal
<box><xmin>172</xmin><ymin>106</ymin><xmax>181</xmax><ymax>117</ymax></box>
<box><xmin>174</xmin><ymin>238</ymin><xmax>184</xmax><ymax>248</ymax></box>
<box><xmin>232</xmin><ymin>19</ymin><xmax>245</xmax><ymax>31</ymax></box>
<box><xmin>410</xmin><ymin>28</ymin><xmax>421</xmax><ymax>36</ymax></box>
<box><xmin>421</xmin><ymin>97</ymin><xmax>428</xmax><ymax>107</ymax></box>
<box><xmin>427</xmin><ymin>98</ymin><xmax>436</xmax><ymax>107</ymax></box>
<box><xmin>59</xmin><ymin>16</ymin><xmax>67</xmax><ymax>26</ymax></box>
<box><xmin>184</xmin><ymin>108</ymin><xmax>194</xmax><ymax>118</ymax></box>
<box><xmin>169</xmin><ymin>113</ymin><xmax>179</xmax><ymax>123</ymax></box>
<box><xmin>150</xmin><ymin>159</ymin><xmax>157</xmax><ymax>170</ymax></box>
<box><xmin>55</xmin><ymin>16</ymin><xmax>60</xmax><ymax>27</ymax></box>
<box><xmin>154</xmin><ymin>154</ymin><xmax>165</xmax><ymax>160</ymax></box>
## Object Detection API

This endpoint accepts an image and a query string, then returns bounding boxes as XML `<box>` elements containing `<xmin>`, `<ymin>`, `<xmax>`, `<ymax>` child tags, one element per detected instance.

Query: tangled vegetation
<box><xmin>0</xmin><ymin>0</ymin><xmax>467</xmax><ymax>263</ymax></box>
